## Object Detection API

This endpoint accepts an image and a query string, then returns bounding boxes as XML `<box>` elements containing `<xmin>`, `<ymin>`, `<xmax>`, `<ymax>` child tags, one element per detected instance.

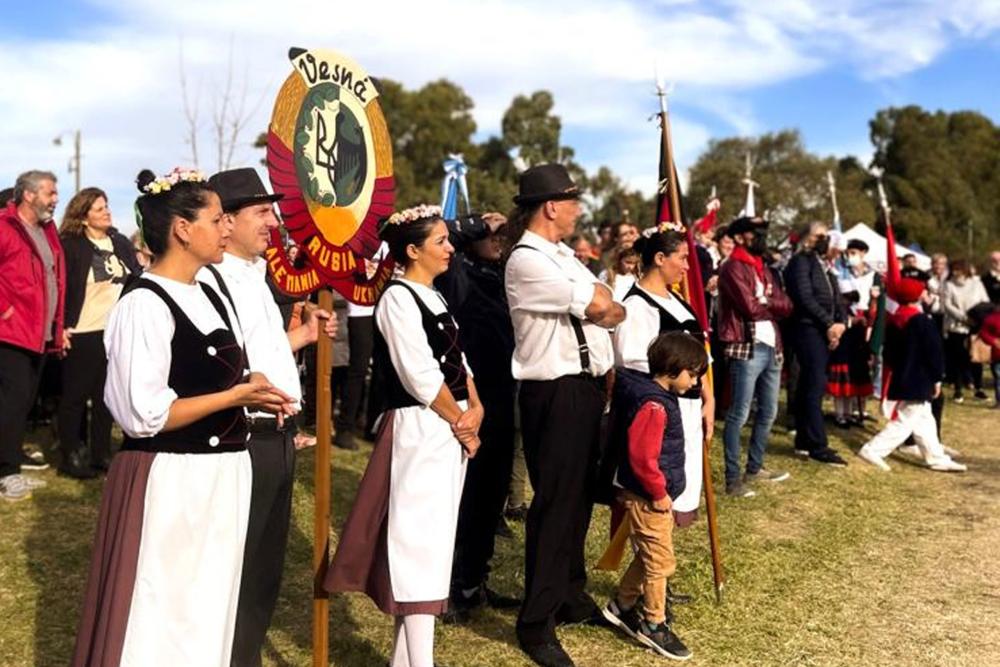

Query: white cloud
<box><xmin>2</xmin><ymin>0</ymin><xmax>998</xmax><ymax>229</ymax></box>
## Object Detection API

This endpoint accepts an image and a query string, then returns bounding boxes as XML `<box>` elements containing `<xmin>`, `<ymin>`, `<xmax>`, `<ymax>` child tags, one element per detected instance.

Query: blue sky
<box><xmin>2</xmin><ymin>0</ymin><xmax>998</xmax><ymax>233</ymax></box>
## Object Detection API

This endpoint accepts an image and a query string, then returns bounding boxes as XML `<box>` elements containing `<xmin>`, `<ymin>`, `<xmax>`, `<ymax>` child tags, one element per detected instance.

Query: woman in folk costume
<box><xmin>72</xmin><ymin>169</ymin><xmax>296</xmax><ymax>667</ymax></box>
<box><xmin>827</xmin><ymin>239</ymin><xmax>879</xmax><ymax>427</ymax></box>
<box><xmin>609</xmin><ymin>225</ymin><xmax>714</xmax><ymax>572</ymax></box>
<box><xmin>326</xmin><ymin>205</ymin><xmax>484</xmax><ymax>667</ymax></box>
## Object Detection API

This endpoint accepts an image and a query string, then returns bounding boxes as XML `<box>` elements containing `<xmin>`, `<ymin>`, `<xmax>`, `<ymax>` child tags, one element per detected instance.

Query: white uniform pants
<box><xmin>860</xmin><ymin>401</ymin><xmax>951</xmax><ymax>465</ymax></box>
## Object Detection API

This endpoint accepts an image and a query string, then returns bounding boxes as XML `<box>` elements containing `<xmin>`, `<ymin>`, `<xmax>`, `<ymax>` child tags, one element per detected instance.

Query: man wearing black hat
<box><xmin>504</xmin><ymin>164</ymin><xmax>626</xmax><ymax>667</ymax></box>
<box><xmin>717</xmin><ymin>216</ymin><xmax>793</xmax><ymax>498</ymax></box>
<box><xmin>199</xmin><ymin>167</ymin><xmax>336</xmax><ymax>667</ymax></box>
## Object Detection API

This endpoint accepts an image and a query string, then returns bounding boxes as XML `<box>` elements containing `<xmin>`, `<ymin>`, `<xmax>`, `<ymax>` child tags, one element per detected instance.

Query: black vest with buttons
<box><xmin>120</xmin><ymin>278</ymin><xmax>249</xmax><ymax>454</ymax></box>
<box><xmin>373</xmin><ymin>280</ymin><xmax>469</xmax><ymax>411</ymax></box>
<box><xmin>624</xmin><ymin>284</ymin><xmax>705</xmax><ymax>400</ymax></box>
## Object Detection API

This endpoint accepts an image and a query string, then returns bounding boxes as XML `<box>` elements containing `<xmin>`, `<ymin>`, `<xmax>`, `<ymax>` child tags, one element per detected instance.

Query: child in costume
<box><xmin>857</xmin><ymin>276</ymin><xmax>966</xmax><ymax>472</ymax></box>
<box><xmin>601</xmin><ymin>331</ymin><xmax>708</xmax><ymax>661</ymax></box>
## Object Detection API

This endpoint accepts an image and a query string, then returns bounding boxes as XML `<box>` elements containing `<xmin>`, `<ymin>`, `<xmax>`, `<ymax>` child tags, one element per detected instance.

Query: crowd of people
<box><xmin>0</xmin><ymin>162</ymin><xmax>998</xmax><ymax>667</ymax></box>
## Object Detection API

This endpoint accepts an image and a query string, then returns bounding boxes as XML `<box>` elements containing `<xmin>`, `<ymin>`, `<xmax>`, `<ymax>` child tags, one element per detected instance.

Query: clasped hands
<box><xmin>231</xmin><ymin>371</ymin><xmax>298</xmax><ymax>427</ymax></box>
<box><xmin>451</xmin><ymin>405</ymin><xmax>484</xmax><ymax>459</ymax></box>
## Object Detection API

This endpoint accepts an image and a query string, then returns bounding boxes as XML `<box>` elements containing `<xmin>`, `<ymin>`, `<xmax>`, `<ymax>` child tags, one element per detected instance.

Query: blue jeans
<box><xmin>723</xmin><ymin>343</ymin><xmax>782</xmax><ymax>483</ymax></box>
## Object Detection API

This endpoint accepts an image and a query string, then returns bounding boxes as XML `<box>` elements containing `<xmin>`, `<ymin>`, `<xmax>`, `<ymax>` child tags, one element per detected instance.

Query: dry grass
<box><xmin>2</xmin><ymin>397</ymin><xmax>999</xmax><ymax>667</ymax></box>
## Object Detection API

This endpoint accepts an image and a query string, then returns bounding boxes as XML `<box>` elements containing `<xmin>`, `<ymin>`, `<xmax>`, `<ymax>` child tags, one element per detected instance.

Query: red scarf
<box><xmin>730</xmin><ymin>245</ymin><xmax>766</xmax><ymax>280</ymax></box>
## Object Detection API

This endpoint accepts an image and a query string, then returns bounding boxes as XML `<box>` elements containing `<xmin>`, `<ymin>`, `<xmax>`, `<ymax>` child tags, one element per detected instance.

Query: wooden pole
<box><xmin>312</xmin><ymin>289</ymin><xmax>333</xmax><ymax>667</ymax></box>
<box><xmin>660</xmin><ymin>97</ymin><xmax>726</xmax><ymax>604</ymax></box>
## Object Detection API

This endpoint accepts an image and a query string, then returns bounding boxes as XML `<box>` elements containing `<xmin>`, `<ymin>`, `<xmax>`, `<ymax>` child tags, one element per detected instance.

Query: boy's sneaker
<box><xmin>20</xmin><ymin>450</ymin><xmax>49</xmax><ymax>471</ymax></box>
<box><xmin>974</xmin><ymin>390</ymin><xmax>988</xmax><ymax>400</ymax></box>
<box><xmin>895</xmin><ymin>444</ymin><xmax>920</xmax><ymax>458</ymax></box>
<box><xmin>929</xmin><ymin>460</ymin><xmax>967</xmax><ymax>473</ymax></box>
<box><xmin>21</xmin><ymin>475</ymin><xmax>48</xmax><ymax>489</ymax></box>
<box><xmin>857</xmin><ymin>448</ymin><xmax>891</xmax><ymax>471</ymax></box>
<box><xmin>808</xmin><ymin>448</ymin><xmax>848</xmax><ymax>467</ymax></box>
<box><xmin>636</xmin><ymin>619</ymin><xmax>693</xmax><ymax>661</ymax></box>
<box><xmin>0</xmin><ymin>474</ymin><xmax>32</xmax><ymax>502</ymax></box>
<box><xmin>744</xmin><ymin>468</ymin><xmax>790</xmax><ymax>483</ymax></box>
<box><xmin>725</xmin><ymin>480</ymin><xmax>756</xmax><ymax>498</ymax></box>
<box><xmin>601</xmin><ymin>599</ymin><xmax>644</xmax><ymax>640</ymax></box>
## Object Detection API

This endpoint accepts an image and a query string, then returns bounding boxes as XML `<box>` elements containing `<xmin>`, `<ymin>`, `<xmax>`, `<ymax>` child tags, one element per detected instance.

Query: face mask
<box><xmin>847</xmin><ymin>254</ymin><xmax>863</xmax><ymax>267</ymax></box>
<box><xmin>813</xmin><ymin>236</ymin><xmax>830</xmax><ymax>255</ymax></box>
<box><xmin>748</xmin><ymin>231</ymin><xmax>768</xmax><ymax>256</ymax></box>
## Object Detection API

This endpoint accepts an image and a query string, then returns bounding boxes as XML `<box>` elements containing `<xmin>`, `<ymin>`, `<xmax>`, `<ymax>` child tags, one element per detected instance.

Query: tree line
<box><xmin>257</xmin><ymin>81</ymin><xmax>999</xmax><ymax>264</ymax></box>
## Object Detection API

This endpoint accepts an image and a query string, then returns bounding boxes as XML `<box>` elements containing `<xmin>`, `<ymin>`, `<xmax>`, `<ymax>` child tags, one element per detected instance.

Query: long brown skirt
<box><xmin>71</xmin><ymin>451</ymin><xmax>156</xmax><ymax>667</ymax></box>
<box><xmin>325</xmin><ymin>411</ymin><xmax>447</xmax><ymax>616</ymax></box>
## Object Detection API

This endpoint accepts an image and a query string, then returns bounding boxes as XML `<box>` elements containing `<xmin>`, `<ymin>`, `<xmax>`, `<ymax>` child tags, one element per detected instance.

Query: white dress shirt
<box><xmin>505</xmin><ymin>230</ymin><xmax>615</xmax><ymax>380</ymax></box>
<box><xmin>197</xmin><ymin>253</ymin><xmax>302</xmax><ymax>413</ymax></box>
<box><xmin>104</xmin><ymin>272</ymin><xmax>245</xmax><ymax>438</ymax></box>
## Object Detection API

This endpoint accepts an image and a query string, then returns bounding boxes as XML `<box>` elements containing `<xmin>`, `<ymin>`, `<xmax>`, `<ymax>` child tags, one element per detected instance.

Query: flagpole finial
<box><xmin>653</xmin><ymin>66</ymin><xmax>672</xmax><ymax>115</ymax></box>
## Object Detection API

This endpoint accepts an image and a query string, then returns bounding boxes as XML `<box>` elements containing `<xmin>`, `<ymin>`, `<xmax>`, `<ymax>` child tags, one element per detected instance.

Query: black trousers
<box><xmin>57</xmin><ymin>331</ymin><xmax>113</xmax><ymax>465</ymax></box>
<box><xmin>945</xmin><ymin>332</ymin><xmax>983</xmax><ymax>396</ymax></box>
<box><xmin>231</xmin><ymin>428</ymin><xmax>296</xmax><ymax>667</ymax></box>
<box><xmin>337</xmin><ymin>316</ymin><xmax>374</xmax><ymax>436</ymax></box>
<box><xmin>516</xmin><ymin>374</ymin><xmax>605</xmax><ymax>645</ymax></box>
<box><xmin>0</xmin><ymin>343</ymin><xmax>46</xmax><ymax>478</ymax></box>
<box><xmin>451</xmin><ymin>385</ymin><xmax>516</xmax><ymax>591</ymax></box>
<box><xmin>792</xmin><ymin>324</ymin><xmax>831</xmax><ymax>452</ymax></box>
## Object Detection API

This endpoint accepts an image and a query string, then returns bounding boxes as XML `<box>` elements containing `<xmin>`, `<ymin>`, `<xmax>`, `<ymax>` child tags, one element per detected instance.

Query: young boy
<box><xmin>857</xmin><ymin>277</ymin><xmax>966</xmax><ymax>472</ymax></box>
<box><xmin>602</xmin><ymin>331</ymin><xmax>708</xmax><ymax>661</ymax></box>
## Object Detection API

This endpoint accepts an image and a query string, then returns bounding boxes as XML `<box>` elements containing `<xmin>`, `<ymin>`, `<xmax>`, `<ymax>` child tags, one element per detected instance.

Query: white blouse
<box><xmin>375</xmin><ymin>278</ymin><xmax>471</xmax><ymax>407</ymax></box>
<box><xmin>103</xmin><ymin>272</ymin><xmax>244</xmax><ymax>439</ymax></box>
<box><xmin>614</xmin><ymin>286</ymin><xmax>695</xmax><ymax>373</ymax></box>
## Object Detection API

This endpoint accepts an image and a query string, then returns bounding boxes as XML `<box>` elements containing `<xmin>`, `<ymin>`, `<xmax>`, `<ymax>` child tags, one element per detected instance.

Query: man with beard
<box><xmin>0</xmin><ymin>171</ymin><xmax>65</xmax><ymax>501</ymax></box>
<box><xmin>717</xmin><ymin>216</ymin><xmax>793</xmax><ymax>498</ymax></box>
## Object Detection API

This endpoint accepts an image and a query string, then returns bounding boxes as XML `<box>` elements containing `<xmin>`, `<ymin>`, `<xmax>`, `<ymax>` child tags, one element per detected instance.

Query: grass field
<box><xmin>2</xmin><ymin>397</ymin><xmax>999</xmax><ymax>667</ymax></box>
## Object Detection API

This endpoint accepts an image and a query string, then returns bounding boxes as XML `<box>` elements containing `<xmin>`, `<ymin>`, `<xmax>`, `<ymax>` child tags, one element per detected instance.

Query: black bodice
<box><xmin>624</xmin><ymin>284</ymin><xmax>706</xmax><ymax>400</ymax></box>
<box><xmin>373</xmin><ymin>280</ymin><xmax>469</xmax><ymax>411</ymax></box>
<box><xmin>120</xmin><ymin>278</ymin><xmax>249</xmax><ymax>454</ymax></box>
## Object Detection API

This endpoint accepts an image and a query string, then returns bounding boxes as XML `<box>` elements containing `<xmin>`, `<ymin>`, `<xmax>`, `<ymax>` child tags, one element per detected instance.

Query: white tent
<box><xmin>841</xmin><ymin>222</ymin><xmax>931</xmax><ymax>271</ymax></box>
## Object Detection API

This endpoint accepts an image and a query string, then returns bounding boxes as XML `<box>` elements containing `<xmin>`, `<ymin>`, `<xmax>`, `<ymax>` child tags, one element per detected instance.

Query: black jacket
<box><xmin>61</xmin><ymin>230</ymin><xmax>142</xmax><ymax>329</ymax></box>
<box><xmin>784</xmin><ymin>252</ymin><xmax>845</xmax><ymax>330</ymax></box>
<box><xmin>435</xmin><ymin>217</ymin><xmax>515</xmax><ymax>400</ymax></box>
<box><xmin>885</xmin><ymin>311</ymin><xmax>945</xmax><ymax>402</ymax></box>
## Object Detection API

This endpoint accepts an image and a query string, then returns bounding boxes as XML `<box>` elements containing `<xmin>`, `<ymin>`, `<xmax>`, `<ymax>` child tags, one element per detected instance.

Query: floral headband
<box><xmin>385</xmin><ymin>204</ymin><xmax>443</xmax><ymax>226</ymax></box>
<box><xmin>642</xmin><ymin>220</ymin><xmax>687</xmax><ymax>238</ymax></box>
<box><xmin>142</xmin><ymin>167</ymin><xmax>206</xmax><ymax>194</ymax></box>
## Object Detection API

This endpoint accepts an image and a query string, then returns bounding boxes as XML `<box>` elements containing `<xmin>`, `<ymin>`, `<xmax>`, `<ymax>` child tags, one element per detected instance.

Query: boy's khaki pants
<box><xmin>616</xmin><ymin>490</ymin><xmax>676</xmax><ymax>624</ymax></box>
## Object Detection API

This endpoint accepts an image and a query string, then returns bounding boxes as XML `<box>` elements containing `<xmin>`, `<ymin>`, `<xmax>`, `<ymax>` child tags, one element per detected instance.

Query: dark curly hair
<box><xmin>379</xmin><ymin>214</ymin><xmax>443</xmax><ymax>267</ymax></box>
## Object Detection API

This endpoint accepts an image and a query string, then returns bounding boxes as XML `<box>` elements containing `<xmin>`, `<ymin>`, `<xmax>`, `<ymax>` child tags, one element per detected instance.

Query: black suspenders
<box><xmin>511</xmin><ymin>244</ymin><xmax>591</xmax><ymax>373</ymax></box>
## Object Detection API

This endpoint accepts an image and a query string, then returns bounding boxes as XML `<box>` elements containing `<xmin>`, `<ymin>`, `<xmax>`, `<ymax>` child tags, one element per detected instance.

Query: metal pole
<box><xmin>73</xmin><ymin>130</ymin><xmax>81</xmax><ymax>194</ymax></box>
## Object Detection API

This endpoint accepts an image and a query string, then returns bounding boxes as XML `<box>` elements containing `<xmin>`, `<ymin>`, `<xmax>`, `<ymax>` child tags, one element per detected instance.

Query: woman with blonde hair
<box><xmin>57</xmin><ymin>187</ymin><xmax>142</xmax><ymax>478</ymax></box>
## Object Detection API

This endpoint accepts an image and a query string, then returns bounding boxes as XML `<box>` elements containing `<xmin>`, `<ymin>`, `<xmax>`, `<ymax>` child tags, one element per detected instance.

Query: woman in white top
<box><xmin>72</xmin><ymin>169</ymin><xmax>294</xmax><ymax>667</ymax></box>
<box><xmin>612</xmin><ymin>227</ymin><xmax>715</xmax><ymax>528</ymax></box>
<box><xmin>327</xmin><ymin>205</ymin><xmax>483</xmax><ymax>667</ymax></box>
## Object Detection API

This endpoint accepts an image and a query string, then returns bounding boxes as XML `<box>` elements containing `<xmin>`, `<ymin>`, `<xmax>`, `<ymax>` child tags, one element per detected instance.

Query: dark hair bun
<box><xmin>136</xmin><ymin>169</ymin><xmax>156</xmax><ymax>193</ymax></box>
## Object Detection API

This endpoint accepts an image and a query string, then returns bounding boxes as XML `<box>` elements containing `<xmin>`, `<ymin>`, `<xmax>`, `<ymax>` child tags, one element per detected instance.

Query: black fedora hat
<box><xmin>209</xmin><ymin>168</ymin><xmax>283</xmax><ymax>212</ymax></box>
<box><xmin>513</xmin><ymin>163</ymin><xmax>581</xmax><ymax>206</ymax></box>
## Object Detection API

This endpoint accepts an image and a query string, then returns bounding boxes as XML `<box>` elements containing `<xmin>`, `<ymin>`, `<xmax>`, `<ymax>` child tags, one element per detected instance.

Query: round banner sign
<box><xmin>265</xmin><ymin>47</ymin><xmax>395</xmax><ymax>304</ymax></box>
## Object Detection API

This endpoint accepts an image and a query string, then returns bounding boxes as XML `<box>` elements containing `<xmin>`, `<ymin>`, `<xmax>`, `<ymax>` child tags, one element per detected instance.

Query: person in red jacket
<box><xmin>977</xmin><ymin>306</ymin><xmax>1000</xmax><ymax>408</ymax></box>
<box><xmin>0</xmin><ymin>170</ymin><xmax>66</xmax><ymax>502</ymax></box>
<box><xmin>717</xmin><ymin>216</ymin><xmax>794</xmax><ymax>497</ymax></box>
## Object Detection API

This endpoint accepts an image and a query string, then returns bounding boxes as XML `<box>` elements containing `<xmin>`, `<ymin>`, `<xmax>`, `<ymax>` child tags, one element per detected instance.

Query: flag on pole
<box><xmin>440</xmin><ymin>154</ymin><xmax>470</xmax><ymax>221</ymax></box>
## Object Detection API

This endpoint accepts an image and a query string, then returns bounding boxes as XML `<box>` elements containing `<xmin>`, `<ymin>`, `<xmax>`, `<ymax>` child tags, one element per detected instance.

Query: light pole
<box><xmin>53</xmin><ymin>130</ymin><xmax>81</xmax><ymax>194</ymax></box>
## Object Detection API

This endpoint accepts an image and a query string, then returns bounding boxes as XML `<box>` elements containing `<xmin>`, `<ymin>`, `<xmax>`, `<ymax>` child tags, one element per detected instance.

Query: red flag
<box><xmin>885</xmin><ymin>218</ymin><xmax>902</xmax><ymax>301</ymax></box>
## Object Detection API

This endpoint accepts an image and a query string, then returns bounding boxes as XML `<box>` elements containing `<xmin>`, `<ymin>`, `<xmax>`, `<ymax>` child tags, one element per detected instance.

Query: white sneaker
<box><xmin>22</xmin><ymin>475</ymin><xmax>48</xmax><ymax>489</ymax></box>
<box><xmin>857</xmin><ymin>448</ymin><xmax>891</xmax><ymax>471</ymax></box>
<box><xmin>929</xmin><ymin>460</ymin><xmax>967</xmax><ymax>473</ymax></box>
<box><xmin>0</xmin><ymin>474</ymin><xmax>32</xmax><ymax>502</ymax></box>
<box><xmin>896</xmin><ymin>444</ymin><xmax>920</xmax><ymax>458</ymax></box>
